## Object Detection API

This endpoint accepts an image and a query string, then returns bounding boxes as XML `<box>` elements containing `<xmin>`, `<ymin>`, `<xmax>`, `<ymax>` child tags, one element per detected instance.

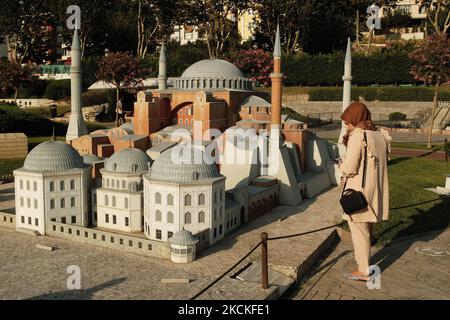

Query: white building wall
<box><xmin>14</xmin><ymin>172</ymin><xmax>45</xmax><ymax>235</ymax></box>
<box><xmin>97</xmin><ymin>172</ymin><xmax>144</xmax><ymax>233</ymax></box>
<box><xmin>144</xmin><ymin>177</ymin><xmax>226</xmax><ymax>246</ymax></box>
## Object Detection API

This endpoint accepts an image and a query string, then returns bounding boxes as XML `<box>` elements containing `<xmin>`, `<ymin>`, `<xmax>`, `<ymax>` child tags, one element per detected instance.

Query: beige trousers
<box><xmin>348</xmin><ymin>221</ymin><xmax>372</xmax><ymax>276</ymax></box>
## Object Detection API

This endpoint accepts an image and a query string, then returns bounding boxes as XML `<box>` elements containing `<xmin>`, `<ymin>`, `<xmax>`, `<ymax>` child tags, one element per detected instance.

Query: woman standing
<box><xmin>339</xmin><ymin>102</ymin><xmax>392</xmax><ymax>281</ymax></box>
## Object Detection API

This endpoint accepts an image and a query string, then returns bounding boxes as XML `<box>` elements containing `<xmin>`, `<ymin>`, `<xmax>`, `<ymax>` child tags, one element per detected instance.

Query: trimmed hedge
<box><xmin>307</xmin><ymin>86</ymin><xmax>450</xmax><ymax>102</ymax></box>
<box><xmin>283</xmin><ymin>50</ymin><xmax>414</xmax><ymax>86</ymax></box>
<box><xmin>45</xmin><ymin>80</ymin><xmax>71</xmax><ymax>100</ymax></box>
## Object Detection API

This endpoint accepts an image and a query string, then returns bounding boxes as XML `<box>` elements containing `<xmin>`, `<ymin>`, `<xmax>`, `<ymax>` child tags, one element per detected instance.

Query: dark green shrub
<box><xmin>45</xmin><ymin>80</ymin><xmax>71</xmax><ymax>100</ymax></box>
<box><xmin>389</xmin><ymin>112</ymin><xmax>407</xmax><ymax>121</ymax></box>
<box><xmin>307</xmin><ymin>86</ymin><xmax>450</xmax><ymax>101</ymax></box>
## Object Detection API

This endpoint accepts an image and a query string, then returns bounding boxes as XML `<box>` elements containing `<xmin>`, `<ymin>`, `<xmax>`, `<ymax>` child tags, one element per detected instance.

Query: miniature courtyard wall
<box><xmin>0</xmin><ymin>133</ymin><xmax>28</xmax><ymax>160</ymax></box>
<box><xmin>0</xmin><ymin>212</ymin><xmax>16</xmax><ymax>229</ymax></box>
<box><xmin>47</xmin><ymin>221</ymin><xmax>171</xmax><ymax>259</ymax></box>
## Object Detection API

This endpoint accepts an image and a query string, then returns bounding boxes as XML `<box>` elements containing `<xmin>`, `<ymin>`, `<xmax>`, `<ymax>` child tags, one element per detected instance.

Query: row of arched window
<box><xmin>104</xmin><ymin>178</ymin><xmax>141</xmax><ymax>191</ymax></box>
<box><xmin>19</xmin><ymin>179</ymin><xmax>75</xmax><ymax>192</ymax></box>
<box><xmin>153</xmin><ymin>210</ymin><xmax>206</xmax><ymax>224</ymax></box>
<box><xmin>19</xmin><ymin>197</ymin><xmax>38</xmax><ymax>209</ymax></box>
<box><xmin>104</xmin><ymin>195</ymin><xmax>129</xmax><ymax>209</ymax></box>
<box><xmin>176</xmin><ymin>78</ymin><xmax>251</xmax><ymax>91</ymax></box>
<box><xmin>153</xmin><ymin>193</ymin><xmax>207</xmax><ymax>207</ymax></box>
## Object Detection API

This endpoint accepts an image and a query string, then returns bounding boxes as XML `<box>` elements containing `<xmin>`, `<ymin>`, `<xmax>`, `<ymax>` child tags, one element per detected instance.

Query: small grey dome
<box><xmin>149</xmin><ymin>146</ymin><xmax>222</xmax><ymax>183</ymax></box>
<box><xmin>182</xmin><ymin>59</ymin><xmax>244</xmax><ymax>78</ymax></box>
<box><xmin>24</xmin><ymin>141</ymin><xmax>85</xmax><ymax>172</ymax></box>
<box><xmin>175</xmin><ymin>59</ymin><xmax>253</xmax><ymax>91</ymax></box>
<box><xmin>169</xmin><ymin>230</ymin><xmax>199</xmax><ymax>246</ymax></box>
<box><xmin>83</xmin><ymin>154</ymin><xmax>103</xmax><ymax>165</ymax></box>
<box><xmin>104</xmin><ymin>148</ymin><xmax>152</xmax><ymax>174</ymax></box>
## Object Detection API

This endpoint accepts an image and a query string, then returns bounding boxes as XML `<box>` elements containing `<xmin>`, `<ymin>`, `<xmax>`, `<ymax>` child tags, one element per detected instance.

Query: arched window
<box><xmin>19</xmin><ymin>180</ymin><xmax>23</xmax><ymax>190</ymax></box>
<box><xmin>116</xmin><ymin>180</ymin><xmax>120</xmax><ymax>188</ymax></box>
<box><xmin>20</xmin><ymin>197</ymin><xmax>24</xmax><ymax>207</ymax></box>
<box><xmin>199</xmin><ymin>193</ymin><xmax>205</xmax><ymax>205</ymax></box>
<box><xmin>198</xmin><ymin>211</ymin><xmax>205</xmax><ymax>223</ymax></box>
<box><xmin>214</xmin><ymin>209</ymin><xmax>217</xmax><ymax>220</ymax></box>
<box><xmin>33</xmin><ymin>181</ymin><xmax>37</xmax><ymax>191</ymax></box>
<box><xmin>112</xmin><ymin>196</ymin><xmax>116</xmax><ymax>207</ymax></box>
<box><xmin>167</xmin><ymin>211</ymin><xmax>174</xmax><ymax>224</ymax></box>
<box><xmin>60</xmin><ymin>181</ymin><xmax>65</xmax><ymax>191</ymax></box>
<box><xmin>70</xmin><ymin>180</ymin><xmax>75</xmax><ymax>190</ymax></box>
<box><xmin>60</xmin><ymin>198</ymin><xmax>65</xmax><ymax>208</ymax></box>
<box><xmin>112</xmin><ymin>180</ymin><xmax>115</xmax><ymax>188</ymax></box>
<box><xmin>185</xmin><ymin>212</ymin><xmax>192</xmax><ymax>224</ymax></box>
<box><xmin>26</xmin><ymin>181</ymin><xmax>30</xmax><ymax>190</ymax></box>
<box><xmin>106</xmin><ymin>179</ymin><xmax>110</xmax><ymax>187</ymax></box>
<box><xmin>124</xmin><ymin>197</ymin><xmax>129</xmax><ymax>209</ymax></box>
<box><xmin>184</xmin><ymin>194</ymin><xmax>192</xmax><ymax>206</ymax></box>
<box><xmin>155</xmin><ymin>210</ymin><xmax>162</xmax><ymax>222</ymax></box>
<box><xmin>105</xmin><ymin>195</ymin><xmax>109</xmax><ymax>206</ymax></box>
<box><xmin>34</xmin><ymin>199</ymin><xmax>38</xmax><ymax>209</ymax></box>
<box><xmin>167</xmin><ymin>194</ymin><xmax>174</xmax><ymax>206</ymax></box>
<box><xmin>155</xmin><ymin>193</ymin><xmax>161</xmax><ymax>204</ymax></box>
<box><xmin>122</xmin><ymin>180</ymin><xmax>126</xmax><ymax>189</ymax></box>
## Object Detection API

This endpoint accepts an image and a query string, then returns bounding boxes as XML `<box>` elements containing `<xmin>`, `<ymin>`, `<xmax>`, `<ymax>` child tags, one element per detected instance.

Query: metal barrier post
<box><xmin>445</xmin><ymin>138</ymin><xmax>448</xmax><ymax>163</ymax></box>
<box><xmin>261</xmin><ymin>232</ymin><xmax>269</xmax><ymax>289</ymax></box>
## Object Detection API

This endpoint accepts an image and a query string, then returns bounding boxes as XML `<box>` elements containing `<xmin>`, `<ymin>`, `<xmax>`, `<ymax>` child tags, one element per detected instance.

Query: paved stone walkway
<box><xmin>0</xmin><ymin>187</ymin><xmax>343</xmax><ymax>300</ymax></box>
<box><xmin>287</xmin><ymin>229</ymin><xmax>450</xmax><ymax>300</ymax></box>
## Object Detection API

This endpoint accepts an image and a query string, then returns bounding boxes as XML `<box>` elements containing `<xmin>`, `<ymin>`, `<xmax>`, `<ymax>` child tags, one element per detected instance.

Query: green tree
<box><xmin>409</xmin><ymin>34</ymin><xmax>450</xmax><ymax>148</ymax></box>
<box><xmin>96</xmin><ymin>52</ymin><xmax>148</xmax><ymax>126</ymax></box>
<box><xmin>416</xmin><ymin>0</ymin><xmax>450</xmax><ymax>35</ymax></box>
<box><xmin>0</xmin><ymin>59</ymin><xmax>36</xmax><ymax>104</ymax></box>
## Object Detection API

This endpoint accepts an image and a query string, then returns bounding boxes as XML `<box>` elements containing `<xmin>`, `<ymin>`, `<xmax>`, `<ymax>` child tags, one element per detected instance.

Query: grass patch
<box><xmin>373</xmin><ymin>156</ymin><xmax>450</xmax><ymax>246</ymax></box>
<box><xmin>0</xmin><ymin>158</ymin><xmax>25</xmax><ymax>177</ymax></box>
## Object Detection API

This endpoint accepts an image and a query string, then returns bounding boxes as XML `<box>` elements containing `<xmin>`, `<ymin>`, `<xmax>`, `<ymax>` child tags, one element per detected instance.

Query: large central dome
<box><xmin>182</xmin><ymin>59</ymin><xmax>244</xmax><ymax>78</ymax></box>
<box><xmin>175</xmin><ymin>59</ymin><xmax>252</xmax><ymax>91</ymax></box>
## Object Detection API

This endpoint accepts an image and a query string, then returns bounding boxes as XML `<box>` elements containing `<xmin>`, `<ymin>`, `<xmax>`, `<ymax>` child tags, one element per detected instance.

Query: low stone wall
<box><xmin>0</xmin><ymin>99</ymin><xmax>55</xmax><ymax>108</ymax></box>
<box><xmin>381</xmin><ymin>127</ymin><xmax>450</xmax><ymax>136</ymax></box>
<box><xmin>0</xmin><ymin>211</ymin><xmax>15</xmax><ymax>229</ymax></box>
<box><xmin>285</xmin><ymin>101</ymin><xmax>434</xmax><ymax>120</ymax></box>
<box><xmin>47</xmin><ymin>222</ymin><xmax>170</xmax><ymax>259</ymax></box>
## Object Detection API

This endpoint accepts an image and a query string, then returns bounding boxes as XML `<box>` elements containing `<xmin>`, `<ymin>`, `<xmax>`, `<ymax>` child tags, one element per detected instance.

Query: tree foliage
<box><xmin>226</xmin><ymin>49</ymin><xmax>273</xmax><ymax>86</ymax></box>
<box><xmin>0</xmin><ymin>58</ymin><xmax>37</xmax><ymax>102</ymax></box>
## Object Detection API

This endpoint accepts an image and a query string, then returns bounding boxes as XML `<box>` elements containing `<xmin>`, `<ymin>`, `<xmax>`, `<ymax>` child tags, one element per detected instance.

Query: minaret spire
<box><xmin>338</xmin><ymin>38</ymin><xmax>353</xmax><ymax>152</ymax></box>
<box><xmin>158</xmin><ymin>42</ymin><xmax>167</xmax><ymax>91</ymax></box>
<box><xmin>270</xmin><ymin>23</ymin><xmax>283</xmax><ymax>143</ymax></box>
<box><xmin>66</xmin><ymin>28</ymin><xmax>88</xmax><ymax>141</ymax></box>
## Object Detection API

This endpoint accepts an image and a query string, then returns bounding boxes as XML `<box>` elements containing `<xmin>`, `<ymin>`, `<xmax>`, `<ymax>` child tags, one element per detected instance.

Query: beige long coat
<box><xmin>340</xmin><ymin>127</ymin><xmax>391</xmax><ymax>223</ymax></box>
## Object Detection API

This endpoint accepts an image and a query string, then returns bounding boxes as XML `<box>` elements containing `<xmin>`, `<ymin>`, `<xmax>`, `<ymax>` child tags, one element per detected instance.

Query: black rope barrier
<box><xmin>189</xmin><ymin>241</ymin><xmax>262</xmax><ymax>300</ymax></box>
<box><xmin>267</xmin><ymin>222</ymin><xmax>346</xmax><ymax>241</ymax></box>
<box><xmin>189</xmin><ymin>193</ymin><xmax>448</xmax><ymax>298</ymax></box>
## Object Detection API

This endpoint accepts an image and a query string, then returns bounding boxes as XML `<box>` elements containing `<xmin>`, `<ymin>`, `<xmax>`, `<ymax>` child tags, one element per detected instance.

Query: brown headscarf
<box><xmin>341</xmin><ymin>102</ymin><xmax>377</xmax><ymax>147</ymax></box>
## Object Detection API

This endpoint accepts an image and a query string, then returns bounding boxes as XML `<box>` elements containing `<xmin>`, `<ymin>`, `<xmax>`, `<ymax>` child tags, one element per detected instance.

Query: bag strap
<box><xmin>341</xmin><ymin>131</ymin><xmax>368</xmax><ymax>196</ymax></box>
<box><xmin>361</xmin><ymin>131</ymin><xmax>368</xmax><ymax>189</ymax></box>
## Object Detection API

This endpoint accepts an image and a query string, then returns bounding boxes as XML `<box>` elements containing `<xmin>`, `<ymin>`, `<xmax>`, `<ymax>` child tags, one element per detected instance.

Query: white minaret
<box><xmin>158</xmin><ymin>42</ymin><xmax>167</xmax><ymax>91</ymax></box>
<box><xmin>338</xmin><ymin>38</ymin><xmax>352</xmax><ymax>156</ymax></box>
<box><xmin>66</xmin><ymin>28</ymin><xmax>88</xmax><ymax>141</ymax></box>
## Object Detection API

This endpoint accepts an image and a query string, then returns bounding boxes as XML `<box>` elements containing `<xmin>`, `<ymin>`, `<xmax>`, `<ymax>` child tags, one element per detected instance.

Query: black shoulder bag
<box><xmin>339</xmin><ymin>132</ymin><xmax>368</xmax><ymax>215</ymax></box>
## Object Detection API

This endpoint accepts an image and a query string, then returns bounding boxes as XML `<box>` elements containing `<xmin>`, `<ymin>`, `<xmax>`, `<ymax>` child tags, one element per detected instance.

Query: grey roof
<box><xmin>169</xmin><ymin>230</ymin><xmax>199</xmax><ymax>246</ymax></box>
<box><xmin>181</xmin><ymin>59</ymin><xmax>244</xmax><ymax>79</ymax></box>
<box><xmin>148</xmin><ymin>146</ymin><xmax>222</xmax><ymax>183</ymax></box>
<box><xmin>240</xmin><ymin>95</ymin><xmax>271</xmax><ymax>108</ymax></box>
<box><xmin>117</xmin><ymin>134</ymin><xmax>147</xmax><ymax>142</ymax></box>
<box><xmin>119</xmin><ymin>122</ymin><xmax>134</xmax><ymax>134</ymax></box>
<box><xmin>104</xmin><ymin>148</ymin><xmax>153</xmax><ymax>174</ymax></box>
<box><xmin>24</xmin><ymin>141</ymin><xmax>86</xmax><ymax>172</ymax></box>
<box><xmin>83</xmin><ymin>154</ymin><xmax>103</xmax><ymax>165</ymax></box>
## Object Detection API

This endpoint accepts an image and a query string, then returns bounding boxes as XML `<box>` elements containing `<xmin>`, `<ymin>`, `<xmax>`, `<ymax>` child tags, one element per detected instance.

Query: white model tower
<box><xmin>66</xmin><ymin>28</ymin><xmax>88</xmax><ymax>141</ymax></box>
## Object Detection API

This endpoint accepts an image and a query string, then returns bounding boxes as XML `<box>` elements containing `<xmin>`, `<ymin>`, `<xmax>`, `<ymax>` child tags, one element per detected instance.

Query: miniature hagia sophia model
<box><xmin>13</xmin><ymin>26</ymin><xmax>341</xmax><ymax>263</ymax></box>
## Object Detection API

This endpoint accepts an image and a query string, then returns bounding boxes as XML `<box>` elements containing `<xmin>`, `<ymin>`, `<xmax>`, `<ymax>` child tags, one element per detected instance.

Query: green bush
<box><xmin>0</xmin><ymin>104</ymin><xmax>67</xmax><ymax>136</ymax></box>
<box><xmin>283</xmin><ymin>49</ymin><xmax>414</xmax><ymax>86</ymax></box>
<box><xmin>45</xmin><ymin>80</ymin><xmax>71</xmax><ymax>100</ymax></box>
<box><xmin>307</xmin><ymin>86</ymin><xmax>450</xmax><ymax>101</ymax></box>
<box><xmin>389</xmin><ymin>112</ymin><xmax>407</xmax><ymax>121</ymax></box>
